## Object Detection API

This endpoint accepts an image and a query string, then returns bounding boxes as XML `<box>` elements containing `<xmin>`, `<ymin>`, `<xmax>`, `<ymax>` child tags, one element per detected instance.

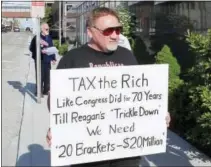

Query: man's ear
<box><xmin>87</xmin><ymin>28</ymin><xmax>93</xmax><ymax>39</ymax></box>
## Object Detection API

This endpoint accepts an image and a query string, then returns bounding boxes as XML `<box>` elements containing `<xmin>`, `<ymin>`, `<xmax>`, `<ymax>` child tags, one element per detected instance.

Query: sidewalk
<box><xmin>16</xmin><ymin>55</ymin><xmax>61</xmax><ymax>166</ymax></box>
<box><xmin>16</xmin><ymin>55</ymin><xmax>211</xmax><ymax>166</ymax></box>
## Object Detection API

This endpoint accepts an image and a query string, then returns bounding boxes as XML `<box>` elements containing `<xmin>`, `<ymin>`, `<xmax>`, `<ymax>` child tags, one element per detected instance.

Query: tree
<box><xmin>155</xmin><ymin>45</ymin><xmax>183</xmax><ymax>114</ymax></box>
<box><xmin>116</xmin><ymin>6</ymin><xmax>136</xmax><ymax>41</ymax></box>
<box><xmin>13</xmin><ymin>19</ymin><xmax>20</xmax><ymax>27</ymax></box>
<box><xmin>117</xmin><ymin>6</ymin><xmax>143</xmax><ymax>61</ymax></box>
<box><xmin>183</xmin><ymin>29</ymin><xmax>211</xmax><ymax>150</ymax></box>
<box><xmin>150</xmin><ymin>13</ymin><xmax>195</xmax><ymax>74</ymax></box>
<box><xmin>171</xmin><ymin>29</ymin><xmax>211</xmax><ymax>156</ymax></box>
<box><xmin>41</xmin><ymin>7</ymin><xmax>53</xmax><ymax>27</ymax></box>
<box><xmin>117</xmin><ymin>7</ymin><xmax>132</xmax><ymax>36</ymax></box>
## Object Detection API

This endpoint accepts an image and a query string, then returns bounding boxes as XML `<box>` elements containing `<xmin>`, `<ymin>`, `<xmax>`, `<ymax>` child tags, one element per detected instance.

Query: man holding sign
<box><xmin>47</xmin><ymin>7</ymin><xmax>171</xmax><ymax>167</ymax></box>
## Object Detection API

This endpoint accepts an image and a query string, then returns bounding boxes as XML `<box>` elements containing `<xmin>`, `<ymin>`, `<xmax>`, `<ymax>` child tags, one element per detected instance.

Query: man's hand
<box><xmin>40</xmin><ymin>39</ymin><xmax>49</xmax><ymax>46</ymax></box>
<box><xmin>41</xmin><ymin>49</ymin><xmax>47</xmax><ymax>54</ymax></box>
<box><xmin>46</xmin><ymin>128</ymin><xmax>51</xmax><ymax>147</ymax></box>
<box><xmin>166</xmin><ymin>112</ymin><xmax>171</xmax><ymax>128</ymax></box>
<box><xmin>51</xmin><ymin>60</ymin><xmax>56</xmax><ymax>65</ymax></box>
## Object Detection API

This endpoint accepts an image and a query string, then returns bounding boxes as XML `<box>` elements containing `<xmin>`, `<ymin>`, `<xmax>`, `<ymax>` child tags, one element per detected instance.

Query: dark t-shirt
<box><xmin>57</xmin><ymin>43</ymin><xmax>138</xmax><ymax>69</ymax></box>
<box><xmin>56</xmin><ymin>44</ymin><xmax>141</xmax><ymax>167</ymax></box>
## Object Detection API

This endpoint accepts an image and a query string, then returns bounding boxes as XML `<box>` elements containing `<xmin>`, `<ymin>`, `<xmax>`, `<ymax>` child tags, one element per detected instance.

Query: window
<box><xmin>104</xmin><ymin>2</ymin><xmax>109</xmax><ymax>7</ymax></box>
<box><xmin>177</xmin><ymin>3</ymin><xmax>180</xmax><ymax>14</ymax></box>
<box><xmin>66</xmin><ymin>5</ymin><xmax>72</xmax><ymax>12</ymax></box>
<box><xmin>109</xmin><ymin>1</ymin><xmax>115</xmax><ymax>8</ymax></box>
<box><xmin>136</xmin><ymin>5</ymin><xmax>140</xmax><ymax>14</ymax></box>
<box><xmin>198</xmin><ymin>2</ymin><xmax>205</xmax><ymax>9</ymax></box>
<box><xmin>190</xmin><ymin>2</ymin><xmax>195</xmax><ymax>9</ymax></box>
<box><xmin>186</xmin><ymin>2</ymin><xmax>189</xmax><ymax>9</ymax></box>
<box><xmin>150</xmin><ymin>18</ymin><xmax>156</xmax><ymax>28</ymax></box>
<box><xmin>170</xmin><ymin>4</ymin><xmax>176</xmax><ymax>13</ymax></box>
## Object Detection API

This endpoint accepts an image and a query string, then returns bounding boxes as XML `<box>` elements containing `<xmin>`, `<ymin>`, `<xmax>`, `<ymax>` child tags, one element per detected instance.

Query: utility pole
<box><xmin>31</xmin><ymin>0</ymin><xmax>45</xmax><ymax>103</ymax></box>
<box><xmin>36</xmin><ymin>17</ymin><xmax>41</xmax><ymax>103</ymax></box>
<box><xmin>64</xmin><ymin>3</ymin><xmax>67</xmax><ymax>39</ymax></box>
<box><xmin>59</xmin><ymin>1</ymin><xmax>62</xmax><ymax>46</ymax></box>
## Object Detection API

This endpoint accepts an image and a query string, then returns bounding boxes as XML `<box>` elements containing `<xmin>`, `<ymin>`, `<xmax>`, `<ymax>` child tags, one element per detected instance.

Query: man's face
<box><xmin>89</xmin><ymin>15</ymin><xmax>122</xmax><ymax>52</ymax></box>
<box><xmin>42</xmin><ymin>24</ymin><xmax>49</xmax><ymax>36</ymax></box>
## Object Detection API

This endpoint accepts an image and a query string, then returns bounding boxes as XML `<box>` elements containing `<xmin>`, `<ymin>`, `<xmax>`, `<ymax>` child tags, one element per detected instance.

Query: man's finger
<box><xmin>46</xmin><ymin>138</ymin><xmax>51</xmax><ymax>147</ymax></box>
<box><xmin>46</xmin><ymin>135</ymin><xmax>51</xmax><ymax>147</ymax></box>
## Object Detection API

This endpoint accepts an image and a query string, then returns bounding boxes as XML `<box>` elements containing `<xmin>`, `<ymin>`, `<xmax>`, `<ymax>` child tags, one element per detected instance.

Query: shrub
<box><xmin>170</xmin><ymin>29</ymin><xmax>211</xmax><ymax>156</ymax></box>
<box><xmin>53</xmin><ymin>39</ymin><xmax>59</xmax><ymax>49</ymax></box>
<box><xmin>116</xmin><ymin>6</ymin><xmax>136</xmax><ymax>44</ymax></box>
<box><xmin>155</xmin><ymin>45</ymin><xmax>181</xmax><ymax>79</ymax></box>
<box><xmin>182</xmin><ymin>29</ymin><xmax>211</xmax><ymax>153</ymax></box>
<box><xmin>53</xmin><ymin>40</ymin><xmax>68</xmax><ymax>56</ymax></box>
<box><xmin>59</xmin><ymin>43</ymin><xmax>68</xmax><ymax>56</ymax></box>
<box><xmin>155</xmin><ymin>45</ymin><xmax>183</xmax><ymax>114</ymax></box>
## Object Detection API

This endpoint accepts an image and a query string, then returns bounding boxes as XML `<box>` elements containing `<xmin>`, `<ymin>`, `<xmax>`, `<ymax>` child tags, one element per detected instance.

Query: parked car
<box><xmin>25</xmin><ymin>27</ymin><xmax>31</xmax><ymax>31</ymax></box>
<box><xmin>2</xmin><ymin>24</ymin><xmax>7</xmax><ymax>32</ymax></box>
<box><xmin>14</xmin><ymin>26</ymin><xmax>20</xmax><ymax>32</ymax></box>
<box><xmin>5</xmin><ymin>25</ymin><xmax>12</xmax><ymax>31</ymax></box>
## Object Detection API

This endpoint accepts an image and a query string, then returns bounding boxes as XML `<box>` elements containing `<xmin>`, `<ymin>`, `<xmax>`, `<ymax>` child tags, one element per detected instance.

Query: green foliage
<box><xmin>184</xmin><ymin>29</ymin><xmax>211</xmax><ymax>149</ymax></box>
<box><xmin>171</xmin><ymin>29</ymin><xmax>211</xmax><ymax>156</ymax></box>
<box><xmin>155</xmin><ymin>45</ymin><xmax>183</xmax><ymax>113</ymax></box>
<box><xmin>53</xmin><ymin>40</ymin><xmax>68</xmax><ymax>56</ymax></box>
<box><xmin>53</xmin><ymin>40</ymin><xmax>59</xmax><ymax>50</ymax></box>
<box><xmin>155</xmin><ymin>45</ymin><xmax>181</xmax><ymax>78</ymax></box>
<box><xmin>117</xmin><ymin>7</ymin><xmax>131</xmax><ymax>37</ymax></box>
<box><xmin>151</xmin><ymin>13</ymin><xmax>196</xmax><ymax>74</ymax></box>
<box><xmin>59</xmin><ymin>43</ymin><xmax>68</xmax><ymax>56</ymax></box>
<box><xmin>116</xmin><ymin>6</ymin><xmax>136</xmax><ymax>41</ymax></box>
<box><xmin>41</xmin><ymin>7</ymin><xmax>53</xmax><ymax>27</ymax></box>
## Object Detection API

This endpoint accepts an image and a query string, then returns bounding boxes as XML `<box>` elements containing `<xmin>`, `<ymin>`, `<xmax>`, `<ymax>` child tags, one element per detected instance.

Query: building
<box><xmin>154</xmin><ymin>1</ymin><xmax>211</xmax><ymax>33</ymax></box>
<box><xmin>45</xmin><ymin>1</ymin><xmax>55</xmax><ymax>8</ymax></box>
<box><xmin>50</xmin><ymin>1</ymin><xmax>211</xmax><ymax>45</ymax></box>
<box><xmin>2</xmin><ymin>2</ymin><xmax>31</xmax><ymax>18</ymax></box>
<box><xmin>128</xmin><ymin>1</ymin><xmax>155</xmax><ymax>38</ymax></box>
<box><xmin>51</xmin><ymin>1</ymin><xmax>79</xmax><ymax>40</ymax></box>
<box><xmin>128</xmin><ymin>1</ymin><xmax>211</xmax><ymax>37</ymax></box>
<box><xmin>1</xmin><ymin>2</ymin><xmax>33</xmax><ymax>31</ymax></box>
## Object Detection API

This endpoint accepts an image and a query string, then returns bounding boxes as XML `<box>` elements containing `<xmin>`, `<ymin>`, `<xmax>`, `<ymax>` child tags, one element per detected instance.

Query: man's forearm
<box><xmin>47</xmin><ymin>92</ymin><xmax>50</xmax><ymax>112</ymax></box>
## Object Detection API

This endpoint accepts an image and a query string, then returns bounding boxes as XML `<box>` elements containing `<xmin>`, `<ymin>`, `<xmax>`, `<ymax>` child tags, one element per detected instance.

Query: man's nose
<box><xmin>110</xmin><ymin>30</ymin><xmax>118</xmax><ymax>39</ymax></box>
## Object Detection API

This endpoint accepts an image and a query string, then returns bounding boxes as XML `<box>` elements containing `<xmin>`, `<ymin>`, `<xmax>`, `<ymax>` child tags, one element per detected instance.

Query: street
<box><xmin>2</xmin><ymin>32</ymin><xmax>211</xmax><ymax>166</ymax></box>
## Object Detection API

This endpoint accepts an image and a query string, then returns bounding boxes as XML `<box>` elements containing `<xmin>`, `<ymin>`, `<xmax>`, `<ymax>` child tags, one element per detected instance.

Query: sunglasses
<box><xmin>93</xmin><ymin>26</ymin><xmax>122</xmax><ymax>36</ymax></box>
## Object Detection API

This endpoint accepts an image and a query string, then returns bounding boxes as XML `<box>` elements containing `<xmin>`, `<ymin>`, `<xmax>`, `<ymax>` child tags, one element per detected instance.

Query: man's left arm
<box><xmin>48</xmin><ymin>37</ymin><xmax>56</xmax><ymax>61</ymax></box>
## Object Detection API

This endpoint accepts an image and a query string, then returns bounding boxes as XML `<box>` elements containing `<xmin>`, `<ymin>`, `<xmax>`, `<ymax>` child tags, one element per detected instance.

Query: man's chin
<box><xmin>106</xmin><ymin>45</ymin><xmax>118</xmax><ymax>52</ymax></box>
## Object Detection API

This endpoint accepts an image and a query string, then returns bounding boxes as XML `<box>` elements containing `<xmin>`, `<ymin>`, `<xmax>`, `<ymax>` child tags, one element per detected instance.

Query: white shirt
<box><xmin>118</xmin><ymin>34</ymin><xmax>132</xmax><ymax>51</ymax></box>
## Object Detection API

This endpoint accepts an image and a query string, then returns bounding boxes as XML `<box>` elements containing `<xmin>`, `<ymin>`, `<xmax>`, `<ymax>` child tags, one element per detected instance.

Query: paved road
<box><xmin>2</xmin><ymin>32</ymin><xmax>32</xmax><ymax>166</ymax></box>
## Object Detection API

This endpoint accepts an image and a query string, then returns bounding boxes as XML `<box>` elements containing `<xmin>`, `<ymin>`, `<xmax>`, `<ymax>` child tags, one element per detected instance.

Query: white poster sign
<box><xmin>50</xmin><ymin>64</ymin><xmax>169</xmax><ymax>166</ymax></box>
